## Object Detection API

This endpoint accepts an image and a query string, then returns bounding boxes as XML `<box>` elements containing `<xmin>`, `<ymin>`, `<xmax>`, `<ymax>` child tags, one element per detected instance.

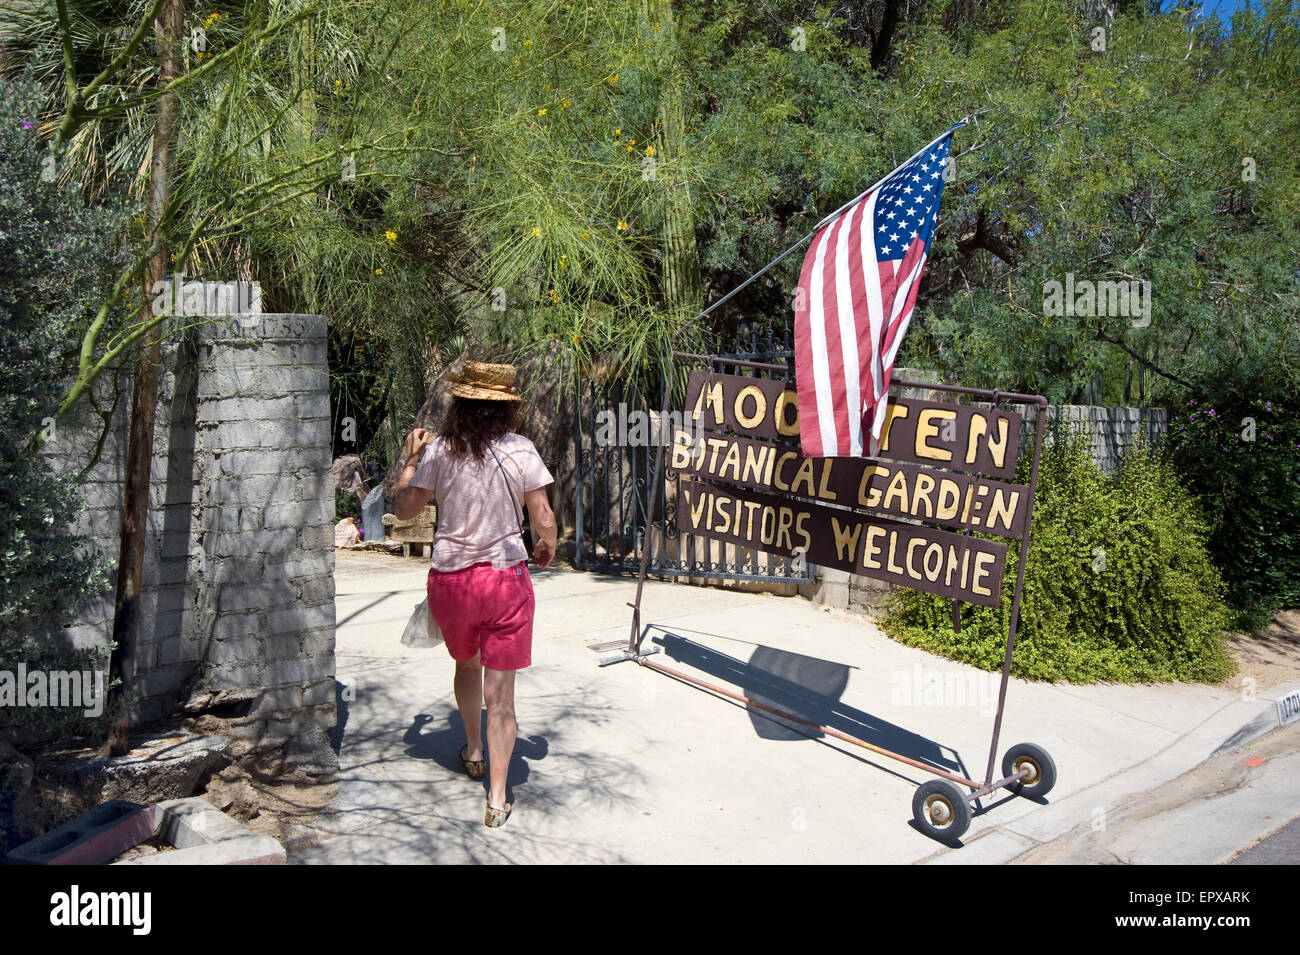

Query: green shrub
<box><xmin>1166</xmin><ymin>389</ymin><xmax>1300</xmax><ymax>632</ymax></box>
<box><xmin>0</xmin><ymin>76</ymin><xmax>125</xmax><ymax>735</ymax></box>
<box><xmin>880</xmin><ymin>424</ymin><xmax>1234</xmax><ymax>684</ymax></box>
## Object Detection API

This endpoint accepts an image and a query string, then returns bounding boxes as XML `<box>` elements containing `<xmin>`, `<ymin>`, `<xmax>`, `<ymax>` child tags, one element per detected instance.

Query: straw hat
<box><xmin>445</xmin><ymin>360</ymin><xmax>523</xmax><ymax>402</ymax></box>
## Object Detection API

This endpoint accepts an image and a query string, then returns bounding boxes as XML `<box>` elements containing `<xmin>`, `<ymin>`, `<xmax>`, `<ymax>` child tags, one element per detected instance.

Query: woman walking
<box><xmin>393</xmin><ymin>361</ymin><xmax>557</xmax><ymax>828</ymax></box>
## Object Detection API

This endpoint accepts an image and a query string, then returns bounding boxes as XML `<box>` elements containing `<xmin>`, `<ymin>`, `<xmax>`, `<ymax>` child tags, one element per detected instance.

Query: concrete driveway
<box><xmin>291</xmin><ymin>551</ymin><xmax>1292</xmax><ymax>864</ymax></box>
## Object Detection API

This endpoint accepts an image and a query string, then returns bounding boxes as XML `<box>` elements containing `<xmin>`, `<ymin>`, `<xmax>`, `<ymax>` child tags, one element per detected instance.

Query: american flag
<box><xmin>794</xmin><ymin>130</ymin><xmax>954</xmax><ymax>458</ymax></box>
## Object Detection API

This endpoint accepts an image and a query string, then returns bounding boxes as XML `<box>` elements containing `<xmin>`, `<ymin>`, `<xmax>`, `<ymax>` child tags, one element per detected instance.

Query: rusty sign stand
<box><xmin>600</xmin><ymin>350</ymin><xmax>1056</xmax><ymax>844</ymax></box>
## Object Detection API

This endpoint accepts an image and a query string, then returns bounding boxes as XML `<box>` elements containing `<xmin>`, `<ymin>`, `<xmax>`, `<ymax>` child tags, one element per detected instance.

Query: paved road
<box><xmin>306</xmin><ymin>552</ymin><xmax>1296</xmax><ymax>864</ymax></box>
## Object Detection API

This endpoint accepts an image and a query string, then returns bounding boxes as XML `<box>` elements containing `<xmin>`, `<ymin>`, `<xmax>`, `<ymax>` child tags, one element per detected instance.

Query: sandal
<box><xmin>459</xmin><ymin>745</ymin><xmax>486</xmax><ymax>780</ymax></box>
<box><xmin>484</xmin><ymin>801</ymin><xmax>512</xmax><ymax>828</ymax></box>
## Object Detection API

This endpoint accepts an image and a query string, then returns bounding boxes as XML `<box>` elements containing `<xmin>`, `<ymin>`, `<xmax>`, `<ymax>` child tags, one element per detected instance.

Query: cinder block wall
<box><xmin>1017</xmin><ymin>403</ymin><xmax>1168</xmax><ymax>474</ymax></box>
<box><xmin>35</xmin><ymin>315</ymin><xmax>337</xmax><ymax>773</ymax></box>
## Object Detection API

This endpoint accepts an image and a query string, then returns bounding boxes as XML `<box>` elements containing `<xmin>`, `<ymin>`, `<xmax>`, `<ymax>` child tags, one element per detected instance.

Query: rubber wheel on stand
<box><xmin>1001</xmin><ymin>742</ymin><xmax>1057</xmax><ymax>798</ymax></box>
<box><xmin>912</xmin><ymin>779</ymin><xmax>972</xmax><ymax>842</ymax></box>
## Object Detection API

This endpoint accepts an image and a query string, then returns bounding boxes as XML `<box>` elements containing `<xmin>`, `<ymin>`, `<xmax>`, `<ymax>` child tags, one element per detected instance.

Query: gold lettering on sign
<box><xmin>720</xmin><ymin>441</ymin><xmax>742</xmax><ymax>481</ymax></box>
<box><xmin>906</xmin><ymin>538</ymin><xmax>926</xmax><ymax>581</ymax></box>
<box><xmin>858</xmin><ymin>465</ymin><xmax>890</xmax><ymax>509</ymax></box>
<box><xmin>773</xmin><ymin>451</ymin><xmax>797</xmax><ymax>491</ymax></box>
<box><xmin>692</xmin><ymin>381</ymin><xmax>725</xmax><ymax>426</ymax></box>
<box><xmin>831</xmin><ymin>517</ymin><xmax>862</xmax><ymax>563</ymax></box>
<box><xmin>886</xmin><ymin>533</ymin><xmax>905</xmax><ymax>575</ymax></box>
<box><xmin>670</xmin><ymin>432</ymin><xmax>692</xmax><ymax>470</ymax></box>
<box><xmin>735</xmin><ymin>385</ymin><xmax>767</xmax><ymax>429</ymax></box>
<box><xmin>988</xmin><ymin>488</ymin><xmax>1020</xmax><ymax>534</ymax></box>
<box><xmin>970</xmin><ymin>551</ymin><xmax>997</xmax><ymax>596</ymax></box>
<box><xmin>882</xmin><ymin>470</ymin><xmax>909</xmax><ymax>512</ymax></box>
<box><xmin>966</xmin><ymin>414</ymin><xmax>1011</xmax><ymax>471</ymax></box>
<box><xmin>790</xmin><ymin>457</ymin><xmax>817</xmax><ymax>497</ymax></box>
<box><xmin>936</xmin><ymin>480</ymin><xmax>960</xmax><ymax>521</ymax></box>
<box><xmin>687</xmin><ymin>487</ymin><xmax>707</xmax><ymax>528</ymax></box>
<box><xmin>912</xmin><ymin>471</ymin><xmax>936</xmax><ymax>519</ymax></box>
<box><xmin>817</xmin><ymin>461</ymin><xmax>837</xmax><ymax>501</ymax></box>
<box><xmin>915</xmin><ymin>408</ymin><xmax>956</xmax><ymax>461</ymax></box>
<box><xmin>775</xmin><ymin>390</ymin><xmax>800</xmax><ymax>436</ymax></box>
<box><xmin>862</xmin><ymin>525</ymin><xmax>887</xmax><ymax>569</ymax></box>
<box><xmin>878</xmin><ymin>404</ymin><xmax>910</xmax><ymax>453</ymax></box>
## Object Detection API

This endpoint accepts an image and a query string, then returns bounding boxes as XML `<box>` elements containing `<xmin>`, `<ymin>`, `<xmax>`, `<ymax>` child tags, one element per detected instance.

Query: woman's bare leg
<box><xmin>454</xmin><ymin>652</ymin><xmax>484</xmax><ymax>761</ymax></box>
<box><xmin>482</xmin><ymin>667</ymin><xmax>517</xmax><ymax>809</ymax></box>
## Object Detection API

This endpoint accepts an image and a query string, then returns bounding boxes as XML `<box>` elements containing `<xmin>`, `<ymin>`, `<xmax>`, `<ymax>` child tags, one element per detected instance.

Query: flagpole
<box><xmin>680</xmin><ymin>119</ymin><xmax>968</xmax><ymax>329</ymax></box>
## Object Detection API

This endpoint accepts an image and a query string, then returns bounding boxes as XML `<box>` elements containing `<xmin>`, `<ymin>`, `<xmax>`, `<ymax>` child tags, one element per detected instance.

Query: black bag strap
<box><xmin>488</xmin><ymin>442</ymin><xmax>525</xmax><ymax>537</ymax></box>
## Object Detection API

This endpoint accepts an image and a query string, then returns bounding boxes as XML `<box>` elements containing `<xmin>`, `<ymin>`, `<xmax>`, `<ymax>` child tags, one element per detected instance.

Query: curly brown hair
<box><xmin>441</xmin><ymin>397</ymin><xmax>520</xmax><ymax>460</ymax></box>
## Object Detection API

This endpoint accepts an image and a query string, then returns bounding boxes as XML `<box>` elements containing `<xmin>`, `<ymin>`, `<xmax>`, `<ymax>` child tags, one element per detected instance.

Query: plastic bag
<box><xmin>401</xmin><ymin>597</ymin><xmax>444</xmax><ymax>648</ymax></box>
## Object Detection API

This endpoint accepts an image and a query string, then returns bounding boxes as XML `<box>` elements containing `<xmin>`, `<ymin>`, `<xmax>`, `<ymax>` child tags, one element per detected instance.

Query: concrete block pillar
<box><xmin>190</xmin><ymin>315</ymin><xmax>338</xmax><ymax>772</ymax></box>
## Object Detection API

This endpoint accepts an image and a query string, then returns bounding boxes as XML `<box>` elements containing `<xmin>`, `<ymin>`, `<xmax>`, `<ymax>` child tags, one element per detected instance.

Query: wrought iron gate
<box><xmin>574</xmin><ymin>324</ymin><xmax>813</xmax><ymax>585</ymax></box>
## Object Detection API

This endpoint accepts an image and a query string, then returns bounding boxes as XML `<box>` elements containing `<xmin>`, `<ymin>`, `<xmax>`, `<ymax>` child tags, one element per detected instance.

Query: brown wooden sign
<box><xmin>685</xmin><ymin>370</ymin><xmax>1023</xmax><ymax>479</ymax></box>
<box><xmin>669</xmin><ymin>428</ymin><xmax>1029</xmax><ymax>538</ymax></box>
<box><xmin>678</xmin><ymin>479</ymin><xmax>1008</xmax><ymax>606</ymax></box>
<box><xmin>669</xmin><ymin>371</ymin><xmax>1032</xmax><ymax>607</ymax></box>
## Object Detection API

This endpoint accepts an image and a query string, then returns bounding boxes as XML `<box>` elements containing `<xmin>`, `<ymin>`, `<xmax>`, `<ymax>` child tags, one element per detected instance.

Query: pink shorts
<box><xmin>426</xmin><ymin>561</ymin><xmax>534</xmax><ymax>670</ymax></box>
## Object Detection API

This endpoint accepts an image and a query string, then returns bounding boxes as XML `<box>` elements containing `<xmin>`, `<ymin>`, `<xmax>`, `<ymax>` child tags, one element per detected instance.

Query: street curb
<box><xmin>920</xmin><ymin>677</ymin><xmax>1300</xmax><ymax>865</ymax></box>
<box><xmin>1215</xmin><ymin>678</ymin><xmax>1300</xmax><ymax>755</ymax></box>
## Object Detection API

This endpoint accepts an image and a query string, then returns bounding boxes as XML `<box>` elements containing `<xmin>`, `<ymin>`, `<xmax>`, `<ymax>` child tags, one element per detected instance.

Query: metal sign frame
<box><xmin>602</xmin><ymin>348</ymin><xmax>1054</xmax><ymax>844</ymax></box>
<box><xmin>573</xmin><ymin>330</ymin><xmax>813</xmax><ymax>587</ymax></box>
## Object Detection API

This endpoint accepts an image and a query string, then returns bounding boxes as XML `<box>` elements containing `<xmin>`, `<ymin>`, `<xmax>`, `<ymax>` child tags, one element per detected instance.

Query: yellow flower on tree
<box><xmin>384</xmin><ymin>229</ymin><xmax>397</xmax><ymax>244</ymax></box>
<box><xmin>538</xmin><ymin>108</ymin><xmax>547</xmax><ymax>116</ymax></box>
<box><xmin>374</xmin><ymin>268</ymin><xmax>383</xmax><ymax>275</ymax></box>
<box><xmin>531</xmin><ymin>227</ymin><xmax>541</xmax><ymax>236</ymax></box>
<box><xmin>617</xmin><ymin>220</ymin><xmax>629</xmax><ymax>231</ymax></box>
<box><xmin>645</xmin><ymin>145</ymin><xmax>654</xmax><ymax>157</ymax></box>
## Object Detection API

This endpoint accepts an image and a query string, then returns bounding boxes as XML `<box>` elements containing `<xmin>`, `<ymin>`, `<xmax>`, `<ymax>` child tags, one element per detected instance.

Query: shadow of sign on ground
<box><xmin>648</xmin><ymin>627</ymin><xmax>970</xmax><ymax>778</ymax></box>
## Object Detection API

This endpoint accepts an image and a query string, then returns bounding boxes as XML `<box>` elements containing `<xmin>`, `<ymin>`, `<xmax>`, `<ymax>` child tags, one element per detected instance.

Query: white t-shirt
<box><xmin>409</xmin><ymin>432</ymin><xmax>554</xmax><ymax>571</ymax></box>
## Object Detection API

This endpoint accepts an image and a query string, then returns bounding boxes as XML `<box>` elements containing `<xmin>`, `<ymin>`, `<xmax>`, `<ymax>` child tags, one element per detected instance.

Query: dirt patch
<box><xmin>199</xmin><ymin>760</ymin><xmax>337</xmax><ymax>848</ymax></box>
<box><xmin>1217</xmin><ymin>609</ymin><xmax>1300</xmax><ymax>694</ymax></box>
